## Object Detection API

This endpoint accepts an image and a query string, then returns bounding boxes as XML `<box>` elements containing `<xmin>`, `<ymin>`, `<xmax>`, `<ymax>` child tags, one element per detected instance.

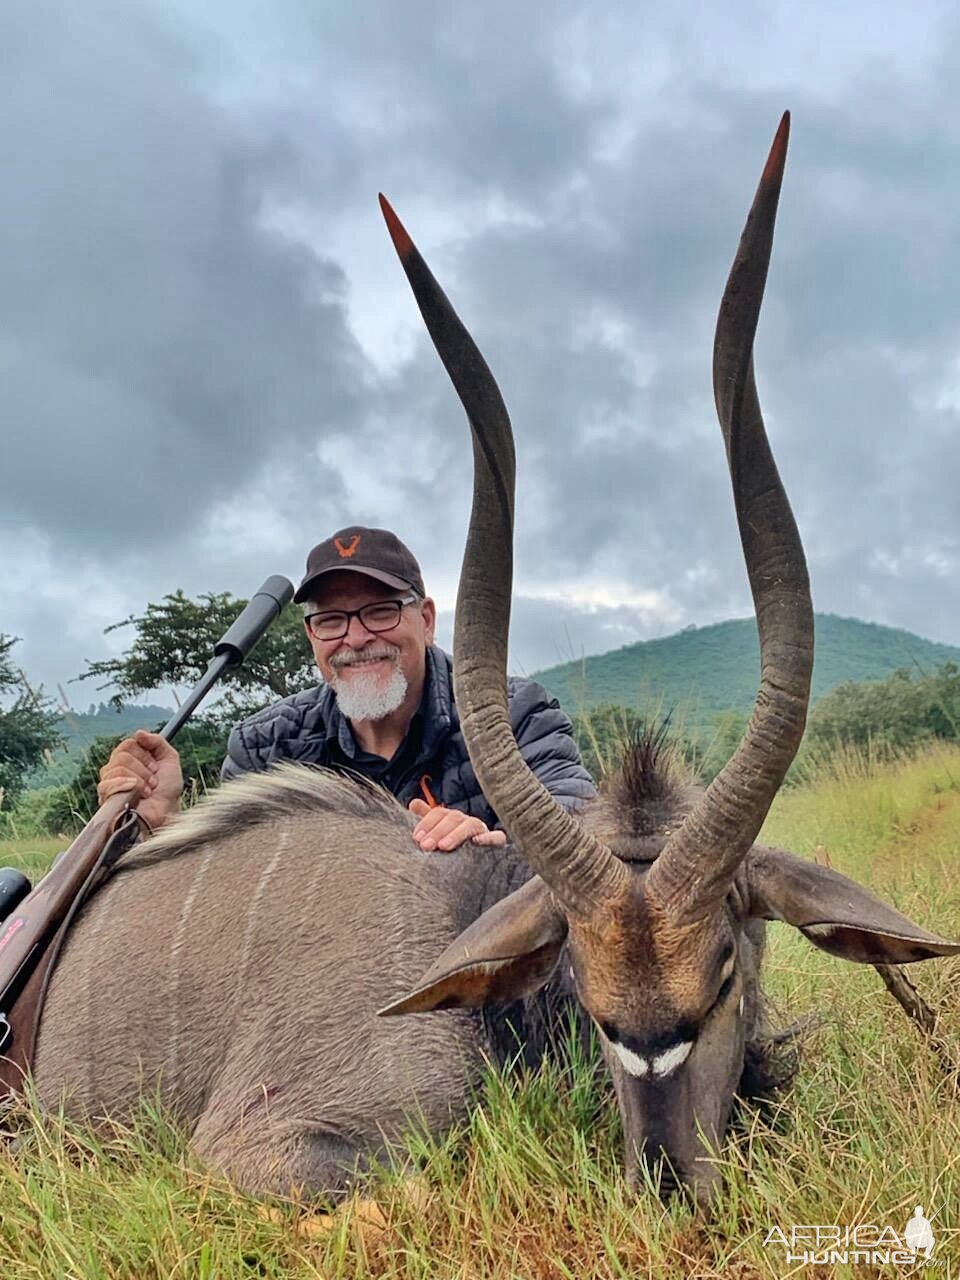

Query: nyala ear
<box><xmin>747</xmin><ymin>847</ymin><xmax>960</xmax><ymax>964</ymax></box>
<box><xmin>378</xmin><ymin>876</ymin><xmax>568</xmax><ymax>1016</ymax></box>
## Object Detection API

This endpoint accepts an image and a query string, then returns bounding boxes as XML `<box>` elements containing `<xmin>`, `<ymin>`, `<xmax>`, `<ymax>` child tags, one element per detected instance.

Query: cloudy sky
<box><xmin>3</xmin><ymin>0</ymin><xmax>959</xmax><ymax>708</ymax></box>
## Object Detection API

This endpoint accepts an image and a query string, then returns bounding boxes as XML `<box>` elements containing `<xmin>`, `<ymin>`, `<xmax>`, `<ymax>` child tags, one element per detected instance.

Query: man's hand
<box><xmin>408</xmin><ymin>799</ymin><xmax>508</xmax><ymax>853</ymax></box>
<box><xmin>97</xmin><ymin>730</ymin><xmax>183</xmax><ymax>831</ymax></box>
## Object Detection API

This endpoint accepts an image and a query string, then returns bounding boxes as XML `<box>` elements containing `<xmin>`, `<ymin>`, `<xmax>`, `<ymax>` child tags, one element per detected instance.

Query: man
<box><xmin>98</xmin><ymin>526</ymin><xmax>596</xmax><ymax>851</ymax></box>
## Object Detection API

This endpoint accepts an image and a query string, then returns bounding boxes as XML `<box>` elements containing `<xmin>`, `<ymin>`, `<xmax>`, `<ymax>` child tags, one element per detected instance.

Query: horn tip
<box><xmin>378</xmin><ymin>193</ymin><xmax>415</xmax><ymax>261</ymax></box>
<box><xmin>762</xmin><ymin>111</ymin><xmax>791</xmax><ymax>186</ymax></box>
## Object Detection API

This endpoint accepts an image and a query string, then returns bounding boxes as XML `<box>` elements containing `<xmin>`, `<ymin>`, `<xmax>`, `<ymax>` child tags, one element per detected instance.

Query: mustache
<box><xmin>331</xmin><ymin>644</ymin><xmax>401</xmax><ymax>669</ymax></box>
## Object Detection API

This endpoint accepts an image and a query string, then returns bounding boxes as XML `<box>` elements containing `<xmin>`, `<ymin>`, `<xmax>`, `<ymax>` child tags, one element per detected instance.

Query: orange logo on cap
<box><xmin>334</xmin><ymin>535</ymin><xmax>361</xmax><ymax>559</ymax></box>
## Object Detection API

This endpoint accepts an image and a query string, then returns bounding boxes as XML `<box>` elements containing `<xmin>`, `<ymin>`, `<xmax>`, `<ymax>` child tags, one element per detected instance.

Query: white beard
<box><xmin>329</xmin><ymin>650</ymin><xmax>409</xmax><ymax>722</ymax></box>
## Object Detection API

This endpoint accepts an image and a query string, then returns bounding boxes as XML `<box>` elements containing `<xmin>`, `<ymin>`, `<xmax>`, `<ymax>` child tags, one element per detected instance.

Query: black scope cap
<box><xmin>213</xmin><ymin>575</ymin><xmax>295</xmax><ymax>664</ymax></box>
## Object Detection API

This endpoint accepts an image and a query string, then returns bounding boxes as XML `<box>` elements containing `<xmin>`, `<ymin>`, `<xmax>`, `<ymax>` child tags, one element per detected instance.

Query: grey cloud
<box><xmin>384</xmin><ymin>66</ymin><xmax>960</xmax><ymax>646</ymax></box>
<box><xmin>435</xmin><ymin>593</ymin><xmax>689</xmax><ymax>682</ymax></box>
<box><xmin>1</xmin><ymin>1</ymin><xmax>367</xmax><ymax>551</ymax></box>
<box><xmin>5</xmin><ymin>0</ymin><xmax>960</xmax><ymax>701</ymax></box>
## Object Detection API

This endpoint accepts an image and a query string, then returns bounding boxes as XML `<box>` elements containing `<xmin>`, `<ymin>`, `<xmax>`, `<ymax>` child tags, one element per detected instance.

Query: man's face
<box><xmin>303</xmin><ymin>571</ymin><xmax>436</xmax><ymax>719</ymax></box>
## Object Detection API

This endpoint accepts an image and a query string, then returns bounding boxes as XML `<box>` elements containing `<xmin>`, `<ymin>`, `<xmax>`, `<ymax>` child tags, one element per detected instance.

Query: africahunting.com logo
<box><xmin>763</xmin><ymin>1205</ymin><xmax>937</xmax><ymax>1267</ymax></box>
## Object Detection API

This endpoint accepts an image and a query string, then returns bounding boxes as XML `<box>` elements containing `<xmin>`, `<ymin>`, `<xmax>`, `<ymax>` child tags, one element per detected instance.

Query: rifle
<box><xmin>0</xmin><ymin>575</ymin><xmax>294</xmax><ymax>1088</ymax></box>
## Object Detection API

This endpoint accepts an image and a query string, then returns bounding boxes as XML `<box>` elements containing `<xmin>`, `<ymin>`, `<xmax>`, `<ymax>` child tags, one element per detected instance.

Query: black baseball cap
<box><xmin>293</xmin><ymin>526</ymin><xmax>426</xmax><ymax>603</ymax></box>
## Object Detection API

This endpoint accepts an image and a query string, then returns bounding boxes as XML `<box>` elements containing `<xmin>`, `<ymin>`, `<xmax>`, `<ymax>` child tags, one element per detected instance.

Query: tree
<box><xmin>0</xmin><ymin>634</ymin><xmax>64</xmax><ymax>805</ymax></box>
<box><xmin>77</xmin><ymin>590</ymin><xmax>317</xmax><ymax>727</ymax></box>
<box><xmin>802</xmin><ymin>661</ymin><xmax>960</xmax><ymax>759</ymax></box>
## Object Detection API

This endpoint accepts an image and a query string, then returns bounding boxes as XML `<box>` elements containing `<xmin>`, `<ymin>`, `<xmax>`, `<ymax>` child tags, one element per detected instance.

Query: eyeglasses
<box><xmin>305</xmin><ymin>594</ymin><xmax>419</xmax><ymax>641</ymax></box>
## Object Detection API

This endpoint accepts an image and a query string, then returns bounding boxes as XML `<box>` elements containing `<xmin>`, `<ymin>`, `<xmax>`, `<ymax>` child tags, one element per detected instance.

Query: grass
<box><xmin>1</xmin><ymin>745</ymin><xmax>959</xmax><ymax>1277</ymax></box>
<box><xmin>0</xmin><ymin>837</ymin><xmax>65</xmax><ymax>885</ymax></box>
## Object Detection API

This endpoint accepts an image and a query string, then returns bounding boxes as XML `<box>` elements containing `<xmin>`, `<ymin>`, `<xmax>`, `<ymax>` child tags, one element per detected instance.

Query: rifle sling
<box><xmin>0</xmin><ymin>809</ymin><xmax>151</xmax><ymax>1097</ymax></box>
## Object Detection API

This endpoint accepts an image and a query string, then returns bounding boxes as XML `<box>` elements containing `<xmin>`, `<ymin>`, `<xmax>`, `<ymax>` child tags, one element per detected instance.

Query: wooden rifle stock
<box><xmin>0</xmin><ymin>790</ymin><xmax>134</xmax><ymax>1025</ymax></box>
<box><xmin>0</xmin><ymin>574</ymin><xmax>294</xmax><ymax>1074</ymax></box>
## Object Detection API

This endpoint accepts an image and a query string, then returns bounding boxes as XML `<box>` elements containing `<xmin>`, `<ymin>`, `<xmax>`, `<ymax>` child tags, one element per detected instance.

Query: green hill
<box><xmin>533</xmin><ymin>614</ymin><xmax>960</xmax><ymax>734</ymax></box>
<box><xmin>28</xmin><ymin>702</ymin><xmax>174</xmax><ymax>787</ymax></box>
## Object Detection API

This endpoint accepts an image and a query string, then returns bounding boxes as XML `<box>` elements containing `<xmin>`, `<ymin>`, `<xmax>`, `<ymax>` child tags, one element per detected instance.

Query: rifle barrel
<box><xmin>160</xmin><ymin>653</ymin><xmax>232</xmax><ymax>742</ymax></box>
<box><xmin>161</xmin><ymin>575</ymin><xmax>294</xmax><ymax>740</ymax></box>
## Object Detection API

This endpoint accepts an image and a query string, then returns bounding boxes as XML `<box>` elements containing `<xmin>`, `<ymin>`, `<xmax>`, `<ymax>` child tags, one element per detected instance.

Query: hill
<box><xmin>28</xmin><ymin>701</ymin><xmax>174</xmax><ymax>787</ymax></box>
<box><xmin>532</xmin><ymin>613</ymin><xmax>960</xmax><ymax>733</ymax></box>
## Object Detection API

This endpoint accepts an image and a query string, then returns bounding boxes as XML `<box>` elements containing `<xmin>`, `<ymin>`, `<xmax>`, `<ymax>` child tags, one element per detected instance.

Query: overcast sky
<box><xmin>3</xmin><ymin>0</ymin><xmax>959</xmax><ymax>709</ymax></box>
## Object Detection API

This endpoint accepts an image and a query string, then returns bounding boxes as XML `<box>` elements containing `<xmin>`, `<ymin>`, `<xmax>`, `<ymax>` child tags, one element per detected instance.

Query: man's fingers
<box><xmin>410</xmin><ymin>804</ymin><xmax>494</xmax><ymax>852</ymax></box>
<box><xmin>432</xmin><ymin>816</ymin><xmax>484</xmax><ymax>852</ymax></box>
<box><xmin>435</xmin><ymin>826</ymin><xmax>477</xmax><ymax>851</ymax></box>
<box><xmin>417</xmin><ymin>811</ymin><xmax>469</xmax><ymax>848</ymax></box>
<box><xmin>411</xmin><ymin>806</ymin><xmax>453</xmax><ymax>840</ymax></box>
<box><xmin>102</xmin><ymin>756</ymin><xmax>155</xmax><ymax>795</ymax></box>
<box><xmin>419</xmin><ymin>807</ymin><xmax>451</xmax><ymax>833</ymax></box>
<box><xmin>134</xmin><ymin>729</ymin><xmax>180</xmax><ymax>761</ymax></box>
<box><xmin>101</xmin><ymin>733</ymin><xmax>181</xmax><ymax>812</ymax></box>
<box><xmin>109</xmin><ymin>739</ymin><xmax>158</xmax><ymax>771</ymax></box>
<box><xmin>97</xmin><ymin>772</ymin><xmax>147</xmax><ymax>803</ymax></box>
<box><xmin>113</xmin><ymin>751</ymin><xmax>156</xmax><ymax>780</ymax></box>
<box><xmin>471</xmin><ymin>830</ymin><xmax>508</xmax><ymax>847</ymax></box>
<box><xmin>432</xmin><ymin>827</ymin><xmax>467</xmax><ymax>852</ymax></box>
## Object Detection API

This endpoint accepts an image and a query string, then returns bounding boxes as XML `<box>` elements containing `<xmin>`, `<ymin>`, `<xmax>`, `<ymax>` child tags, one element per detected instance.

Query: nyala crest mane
<box><xmin>584</xmin><ymin>720</ymin><xmax>695</xmax><ymax>860</ymax></box>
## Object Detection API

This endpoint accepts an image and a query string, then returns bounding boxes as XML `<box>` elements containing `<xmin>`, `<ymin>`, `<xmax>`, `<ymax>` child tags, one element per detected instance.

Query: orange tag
<box><xmin>419</xmin><ymin>775</ymin><xmax>439</xmax><ymax>808</ymax></box>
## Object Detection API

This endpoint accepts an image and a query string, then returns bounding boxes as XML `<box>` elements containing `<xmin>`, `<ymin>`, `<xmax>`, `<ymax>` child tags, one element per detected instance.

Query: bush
<box><xmin>3</xmin><ymin>719</ymin><xmax>232</xmax><ymax>838</ymax></box>
<box><xmin>805</xmin><ymin>662</ymin><xmax>960</xmax><ymax>756</ymax></box>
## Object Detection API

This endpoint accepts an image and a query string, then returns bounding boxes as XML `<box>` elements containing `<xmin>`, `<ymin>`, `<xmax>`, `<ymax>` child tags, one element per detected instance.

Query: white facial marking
<box><xmin>719</xmin><ymin>952</ymin><xmax>736</xmax><ymax>985</ymax></box>
<box><xmin>738</xmin><ymin>994</ymin><xmax>745</xmax><ymax>1016</ymax></box>
<box><xmin>611</xmin><ymin>1038</ymin><xmax>694</xmax><ymax>1079</ymax></box>
<box><xmin>611</xmin><ymin>1041</ymin><xmax>649</xmax><ymax>1077</ymax></box>
<box><xmin>651</xmin><ymin>1040</ymin><xmax>693</xmax><ymax>1078</ymax></box>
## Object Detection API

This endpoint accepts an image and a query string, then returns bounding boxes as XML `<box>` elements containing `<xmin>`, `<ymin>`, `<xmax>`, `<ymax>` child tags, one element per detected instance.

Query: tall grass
<box><xmin>1</xmin><ymin>744</ymin><xmax>959</xmax><ymax>1277</ymax></box>
<box><xmin>0</xmin><ymin>836</ymin><xmax>64</xmax><ymax>885</ymax></box>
